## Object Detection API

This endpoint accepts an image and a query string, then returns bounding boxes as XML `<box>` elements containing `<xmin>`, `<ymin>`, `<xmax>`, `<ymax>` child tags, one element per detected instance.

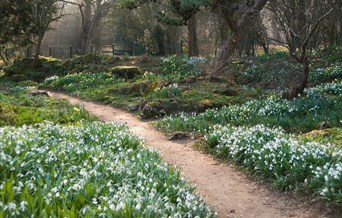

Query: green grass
<box><xmin>0</xmin><ymin>81</ymin><xmax>96</xmax><ymax>126</ymax></box>
<box><xmin>0</xmin><ymin>122</ymin><xmax>215</xmax><ymax>217</ymax></box>
<box><xmin>301</xmin><ymin>128</ymin><xmax>342</xmax><ymax>148</ymax></box>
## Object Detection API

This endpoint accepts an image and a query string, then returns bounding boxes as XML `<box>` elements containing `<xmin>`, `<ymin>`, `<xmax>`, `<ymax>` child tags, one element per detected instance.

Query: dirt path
<box><xmin>50</xmin><ymin>92</ymin><xmax>331</xmax><ymax>218</ymax></box>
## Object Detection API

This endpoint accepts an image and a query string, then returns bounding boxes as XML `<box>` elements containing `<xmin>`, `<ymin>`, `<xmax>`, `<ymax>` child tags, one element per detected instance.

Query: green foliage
<box><xmin>156</xmin><ymin>82</ymin><xmax>342</xmax><ymax>133</ymax></box>
<box><xmin>147</xmin><ymin>83</ymin><xmax>182</xmax><ymax>99</ymax></box>
<box><xmin>0</xmin><ymin>82</ymin><xmax>95</xmax><ymax>126</ymax></box>
<box><xmin>159</xmin><ymin>55</ymin><xmax>206</xmax><ymax>77</ymax></box>
<box><xmin>0</xmin><ymin>0</ymin><xmax>34</xmax><ymax>46</ymax></box>
<box><xmin>301</xmin><ymin>128</ymin><xmax>342</xmax><ymax>148</ymax></box>
<box><xmin>309</xmin><ymin>65</ymin><xmax>342</xmax><ymax>85</ymax></box>
<box><xmin>4</xmin><ymin>58</ymin><xmax>67</xmax><ymax>82</ymax></box>
<box><xmin>203</xmin><ymin>124</ymin><xmax>342</xmax><ymax>202</ymax></box>
<box><xmin>0</xmin><ymin>122</ymin><xmax>215</xmax><ymax>217</ymax></box>
<box><xmin>237</xmin><ymin>60</ymin><xmax>302</xmax><ymax>89</ymax></box>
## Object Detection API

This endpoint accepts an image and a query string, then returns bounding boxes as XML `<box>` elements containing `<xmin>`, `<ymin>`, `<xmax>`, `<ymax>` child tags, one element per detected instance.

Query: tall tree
<box><xmin>62</xmin><ymin>0</ymin><xmax>116</xmax><ymax>54</ymax></box>
<box><xmin>268</xmin><ymin>0</ymin><xmax>334</xmax><ymax>99</ymax></box>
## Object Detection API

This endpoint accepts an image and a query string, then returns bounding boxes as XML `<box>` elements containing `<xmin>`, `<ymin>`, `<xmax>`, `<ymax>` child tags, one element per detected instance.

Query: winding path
<box><xmin>50</xmin><ymin>91</ymin><xmax>331</xmax><ymax>218</ymax></box>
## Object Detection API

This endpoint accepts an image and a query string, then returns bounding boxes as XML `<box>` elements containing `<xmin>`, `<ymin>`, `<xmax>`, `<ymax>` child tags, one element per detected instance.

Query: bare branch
<box><xmin>302</xmin><ymin>7</ymin><xmax>334</xmax><ymax>51</ymax></box>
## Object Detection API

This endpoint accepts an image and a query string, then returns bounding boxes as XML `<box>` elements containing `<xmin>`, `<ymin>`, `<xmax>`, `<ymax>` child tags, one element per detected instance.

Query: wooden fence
<box><xmin>34</xmin><ymin>43</ymin><xmax>145</xmax><ymax>59</ymax></box>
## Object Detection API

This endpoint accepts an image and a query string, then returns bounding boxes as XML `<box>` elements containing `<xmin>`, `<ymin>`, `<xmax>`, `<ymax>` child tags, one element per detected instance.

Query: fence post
<box><xmin>49</xmin><ymin>46</ymin><xmax>52</xmax><ymax>57</ymax></box>
<box><xmin>91</xmin><ymin>44</ymin><xmax>93</xmax><ymax>53</ymax></box>
<box><xmin>26</xmin><ymin>47</ymin><xmax>30</xmax><ymax>58</ymax></box>
<box><xmin>133</xmin><ymin>42</ymin><xmax>136</xmax><ymax>56</ymax></box>
<box><xmin>180</xmin><ymin>40</ymin><xmax>183</xmax><ymax>55</ymax></box>
<box><xmin>69</xmin><ymin>45</ymin><xmax>73</xmax><ymax>58</ymax></box>
<box><xmin>112</xmin><ymin>44</ymin><xmax>115</xmax><ymax>56</ymax></box>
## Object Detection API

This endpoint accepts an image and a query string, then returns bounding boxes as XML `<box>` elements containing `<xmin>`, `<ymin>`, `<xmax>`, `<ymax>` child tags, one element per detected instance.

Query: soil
<box><xmin>49</xmin><ymin>91</ymin><xmax>340</xmax><ymax>218</ymax></box>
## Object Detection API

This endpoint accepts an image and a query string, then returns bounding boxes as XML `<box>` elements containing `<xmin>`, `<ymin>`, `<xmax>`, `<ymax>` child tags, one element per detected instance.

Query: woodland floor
<box><xmin>49</xmin><ymin>91</ymin><xmax>339</xmax><ymax>218</ymax></box>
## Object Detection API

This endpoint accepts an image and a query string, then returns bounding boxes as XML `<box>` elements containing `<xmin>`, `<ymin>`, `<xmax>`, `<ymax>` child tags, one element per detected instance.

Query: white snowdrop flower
<box><xmin>135</xmin><ymin>203</ymin><xmax>141</xmax><ymax>210</ymax></box>
<box><xmin>117</xmin><ymin>201</ymin><xmax>125</xmax><ymax>210</ymax></box>
<box><xmin>109</xmin><ymin>204</ymin><xmax>115</xmax><ymax>211</ymax></box>
<box><xmin>19</xmin><ymin>201</ymin><xmax>28</xmax><ymax>212</ymax></box>
<box><xmin>92</xmin><ymin>198</ymin><xmax>98</xmax><ymax>205</ymax></box>
<box><xmin>51</xmin><ymin>187</ymin><xmax>58</xmax><ymax>193</ymax></box>
<box><xmin>7</xmin><ymin>202</ymin><xmax>16</xmax><ymax>210</ymax></box>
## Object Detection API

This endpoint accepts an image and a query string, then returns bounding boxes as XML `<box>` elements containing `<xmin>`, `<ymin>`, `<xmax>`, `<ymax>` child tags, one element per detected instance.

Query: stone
<box><xmin>168</xmin><ymin>132</ymin><xmax>189</xmax><ymax>140</ymax></box>
<box><xmin>140</xmin><ymin>104</ymin><xmax>165</xmax><ymax>119</ymax></box>
<box><xmin>128</xmin><ymin>104</ymin><xmax>140</xmax><ymax>111</ymax></box>
<box><xmin>197</xmin><ymin>99</ymin><xmax>214</xmax><ymax>112</ymax></box>
<box><xmin>29</xmin><ymin>91</ymin><xmax>49</xmax><ymax>97</ymax></box>
<box><xmin>221</xmin><ymin>88</ymin><xmax>238</xmax><ymax>96</ymax></box>
<box><xmin>111</xmin><ymin>66</ymin><xmax>141</xmax><ymax>80</ymax></box>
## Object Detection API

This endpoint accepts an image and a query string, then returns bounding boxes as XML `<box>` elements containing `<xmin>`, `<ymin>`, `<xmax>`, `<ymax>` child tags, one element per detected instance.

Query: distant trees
<box><xmin>119</xmin><ymin>0</ymin><xmax>210</xmax><ymax>56</ymax></box>
<box><xmin>62</xmin><ymin>0</ymin><xmax>116</xmax><ymax>54</ymax></box>
<box><xmin>0</xmin><ymin>0</ymin><xmax>64</xmax><ymax>64</ymax></box>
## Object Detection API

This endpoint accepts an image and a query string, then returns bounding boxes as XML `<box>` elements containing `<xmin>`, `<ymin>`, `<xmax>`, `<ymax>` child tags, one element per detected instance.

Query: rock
<box><xmin>111</xmin><ymin>66</ymin><xmax>141</xmax><ymax>80</ymax></box>
<box><xmin>140</xmin><ymin>104</ymin><xmax>165</xmax><ymax>119</ymax></box>
<box><xmin>128</xmin><ymin>104</ymin><xmax>140</xmax><ymax>111</ymax></box>
<box><xmin>221</xmin><ymin>88</ymin><xmax>238</xmax><ymax>96</ymax></box>
<box><xmin>29</xmin><ymin>91</ymin><xmax>49</xmax><ymax>97</ymax></box>
<box><xmin>197</xmin><ymin>99</ymin><xmax>214</xmax><ymax>112</ymax></box>
<box><xmin>168</xmin><ymin>132</ymin><xmax>189</xmax><ymax>140</ymax></box>
<box><xmin>319</xmin><ymin>122</ymin><xmax>329</xmax><ymax>130</ymax></box>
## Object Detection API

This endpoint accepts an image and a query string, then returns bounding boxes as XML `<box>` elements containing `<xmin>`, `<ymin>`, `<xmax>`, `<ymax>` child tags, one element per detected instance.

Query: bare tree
<box><xmin>268</xmin><ymin>0</ymin><xmax>334</xmax><ymax>99</ymax></box>
<box><xmin>32</xmin><ymin>0</ymin><xmax>65</xmax><ymax>62</ymax></box>
<box><xmin>62</xmin><ymin>0</ymin><xmax>116</xmax><ymax>54</ymax></box>
<box><xmin>210</xmin><ymin>0</ymin><xmax>268</xmax><ymax>79</ymax></box>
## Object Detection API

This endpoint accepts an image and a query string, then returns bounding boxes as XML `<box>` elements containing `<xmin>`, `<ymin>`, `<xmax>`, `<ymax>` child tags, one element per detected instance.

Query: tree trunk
<box><xmin>34</xmin><ymin>33</ymin><xmax>45</xmax><ymax>61</ymax></box>
<box><xmin>33</xmin><ymin>32</ymin><xmax>45</xmax><ymax>68</ymax></box>
<box><xmin>81</xmin><ymin>30</ymin><xmax>91</xmax><ymax>54</ymax></box>
<box><xmin>211</xmin><ymin>34</ymin><xmax>240</xmax><ymax>78</ymax></box>
<box><xmin>287</xmin><ymin>58</ymin><xmax>310</xmax><ymax>99</ymax></box>
<box><xmin>188</xmin><ymin>14</ymin><xmax>199</xmax><ymax>57</ymax></box>
<box><xmin>0</xmin><ymin>47</ymin><xmax>9</xmax><ymax>65</ymax></box>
